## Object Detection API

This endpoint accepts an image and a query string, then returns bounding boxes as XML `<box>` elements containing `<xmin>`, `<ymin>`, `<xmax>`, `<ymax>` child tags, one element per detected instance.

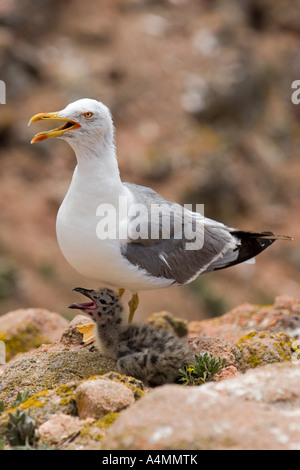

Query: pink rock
<box><xmin>38</xmin><ymin>413</ymin><xmax>88</xmax><ymax>444</ymax></box>
<box><xmin>100</xmin><ymin>362</ymin><xmax>300</xmax><ymax>450</ymax></box>
<box><xmin>188</xmin><ymin>295</ymin><xmax>300</xmax><ymax>342</ymax></box>
<box><xmin>188</xmin><ymin>335</ymin><xmax>240</xmax><ymax>367</ymax></box>
<box><xmin>213</xmin><ymin>365</ymin><xmax>239</xmax><ymax>381</ymax></box>
<box><xmin>0</xmin><ymin>308</ymin><xmax>69</xmax><ymax>360</ymax></box>
<box><xmin>75</xmin><ymin>378</ymin><xmax>135</xmax><ymax>419</ymax></box>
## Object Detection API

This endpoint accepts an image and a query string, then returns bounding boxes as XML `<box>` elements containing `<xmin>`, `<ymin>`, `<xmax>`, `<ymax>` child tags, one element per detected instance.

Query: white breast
<box><xmin>56</xmin><ymin>171</ymin><xmax>171</xmax><ymax>292</ymax></box>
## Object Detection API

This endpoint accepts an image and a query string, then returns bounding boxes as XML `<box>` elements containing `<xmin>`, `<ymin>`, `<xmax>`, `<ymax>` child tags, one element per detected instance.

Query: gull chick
<box><xmin>69</xmin><ymin>287</ymin><xmax>194</xmax><ymax>386</ymax></box>
<box><xmin>29</xmin><ymin>98</ymin><xmax>292</xmax><ymax>325</ymax></box>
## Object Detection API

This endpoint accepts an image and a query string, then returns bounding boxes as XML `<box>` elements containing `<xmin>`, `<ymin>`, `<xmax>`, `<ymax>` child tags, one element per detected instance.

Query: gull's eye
<box><xmin>83</xmin><ymin>112</ymin><xmax>93</xmax><ymax>119</ymax></box>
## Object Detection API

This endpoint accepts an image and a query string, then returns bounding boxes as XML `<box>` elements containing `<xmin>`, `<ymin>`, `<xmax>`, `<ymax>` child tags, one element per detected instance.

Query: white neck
<box><xmin>66</xmin><ymin>136</ymin><xmax>125</xmax><ymax>201</ymax></box>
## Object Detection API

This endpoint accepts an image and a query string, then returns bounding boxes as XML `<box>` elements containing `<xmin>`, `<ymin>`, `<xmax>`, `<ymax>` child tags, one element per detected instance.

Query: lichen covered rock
<box><xmin>188</xmin><ymin>296</ymin><xmax>300</xmax><ymax>342</ymax></box>
<box><xmin>189</xmin><ymin>335</ymin><xmax>241</xmax><ymax>368</ymax></box>
<box><xmin>235</xmin><ymin>330</ymin><xmax>296</xmax><ymax>371</ymax></box>
<box><xmin>146</xmin><ymin>311</ymin><xmax>188</xmax><ymax>337</ymax></box>
<box><xmin>38</xmin><ymin>414</ymin><xmax>85</xmax><ymax>445</ymax></box>
<box><xmin>0</xmin><ymin>381</ymin><xmax>78</xmax><ymax>434</ymax></box>
<box><xmin>64</xmin><ymin>412</ymin><xmax>120</xmax><ymax>450</ymax></box>
<box><xmin>60</xmin><ymin>314</ymin><xmax>94</xmax><ymax>347</ymax></box>
<box><xmin>101</xmin><ymin>372</ymin><xmax>145</xmax><ymax>400</ymax></box>
<box><xmin>0</xmin><ymin>295</ymin><xmax>299</xmax><ymax>450</ymax></box>
<box><xmin>0</xmin><ymin>308</ymin><xmax>68</xmax><ymax>361</ymax></box>
<box><xmin>100</xmin><ymin>362</ymin><xmax>300</xmax><ymax>450</ymax></box>
<box><xmin>75</xmin><ymin>378</ymin><xmax>135</xmax><ymax>419</ymax></box>
<box><xmin>0</xmin><ymin>348</ymin><xmax>116</xmax><ymax>407</ymax></box>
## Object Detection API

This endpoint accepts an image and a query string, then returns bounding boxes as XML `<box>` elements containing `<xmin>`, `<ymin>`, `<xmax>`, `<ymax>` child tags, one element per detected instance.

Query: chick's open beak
<box><xmin>28</xmin><ymin>111</ymin><xmax>81</xmax><ymax>143</ymax></box>
<box><xmin>68</xmin><ymin>287</ymin><xmax>97</xmax><ymax>310</ymax></box>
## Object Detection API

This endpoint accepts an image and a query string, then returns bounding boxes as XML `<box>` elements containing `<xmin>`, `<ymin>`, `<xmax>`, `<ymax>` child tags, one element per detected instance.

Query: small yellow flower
<box><xmin>186</xmin><ymin>365</ymin><xmax>195</xmax><ymax>373</ymax></box>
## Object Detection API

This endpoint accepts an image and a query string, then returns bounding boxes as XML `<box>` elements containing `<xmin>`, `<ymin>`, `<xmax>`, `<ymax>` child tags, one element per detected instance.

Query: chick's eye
<box><xmin>83</xmin><ymin>112</ymin><xmax>93</xmax><ymax>118</ymax></box>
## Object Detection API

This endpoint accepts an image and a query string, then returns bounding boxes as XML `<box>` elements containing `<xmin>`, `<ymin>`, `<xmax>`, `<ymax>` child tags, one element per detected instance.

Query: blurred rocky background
<box><xmin>0</xmin><ymin>0</ymin><xmax>299</xmax><ymax>321</ymax></box>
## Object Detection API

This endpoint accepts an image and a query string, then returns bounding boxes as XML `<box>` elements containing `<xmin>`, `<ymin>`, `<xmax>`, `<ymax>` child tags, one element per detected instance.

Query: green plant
<box><xmin>0</xmin><ymin>391</ymin><xmax>30</xmax><ymax>416</ymax></box>
<box><xmin>0</xmin><ymin>435</ymin><xmax>5</xmax><ymax>450</ymax></box>
<box><xmin>178</xmin><ymin>352</ymin><xmax>226</xmax><ymax>385</ymax></box>
<box><xmin>0</xmin><ymin>391</ymin><xmax>36</xmax><ymax>449</ymax></box>
<box><xmin>5</xmin><ymin>410</ymin><xmax>37</xmax><ymax>447</ymax></box>
<box><xmin>11</xmin><ymin>391</ymin><xmax>29</xmax><ymax>409</ymax></box>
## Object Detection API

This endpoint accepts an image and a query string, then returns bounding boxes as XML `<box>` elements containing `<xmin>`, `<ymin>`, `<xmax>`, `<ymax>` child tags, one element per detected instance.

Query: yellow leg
<box><xmin>118</xmin><ymin>288</ymin><xmax>125</xmax><ymax>298</ymax></box>
<box><xmin>128</xmin><ymin>293</ymin><xmax>139</xmax><ymax>324</ymax></box>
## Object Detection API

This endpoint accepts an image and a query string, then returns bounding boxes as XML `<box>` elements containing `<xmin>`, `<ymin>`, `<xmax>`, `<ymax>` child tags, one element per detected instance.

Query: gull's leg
<box><xmin>128</xmin><ymin>293</ymin><xmax>139</xmax><ymax>324</ymax></box>
<box><xmin>118</xmin><ymin>288</ymin><xmax>125</xmax><ymax>298</ymax></box>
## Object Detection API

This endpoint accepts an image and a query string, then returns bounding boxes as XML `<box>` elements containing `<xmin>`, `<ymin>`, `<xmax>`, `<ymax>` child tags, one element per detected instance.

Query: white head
<box><xmin>29</xmin><ymin>98</ymin><xmax>115</xmax><ymax>157</ymax></box>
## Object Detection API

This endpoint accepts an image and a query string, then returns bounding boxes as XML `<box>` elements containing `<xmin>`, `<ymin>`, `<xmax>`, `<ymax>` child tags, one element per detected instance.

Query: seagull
<box><xmin>29</xmin><ymin>98</ymin><xmax>292</xmax><ymax>328</ymax></box>
<box><xmin>68</xmin><ymin>287</ymin><xmax>194</xmax><ymax>386</ymax></box>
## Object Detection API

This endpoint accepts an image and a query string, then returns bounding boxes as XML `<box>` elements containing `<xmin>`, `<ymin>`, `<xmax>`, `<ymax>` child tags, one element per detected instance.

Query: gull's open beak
<box><xmin>28</xmin><ymin>111</ymin><xmax>81</xmax><ymax>143</ymax></box>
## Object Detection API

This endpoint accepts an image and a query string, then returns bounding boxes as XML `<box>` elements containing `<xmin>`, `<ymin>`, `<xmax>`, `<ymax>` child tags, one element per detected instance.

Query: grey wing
<box><xmin>121</xmin><ymin>183</ymin><xmax>239</xmax><ymax>284</ymax></box>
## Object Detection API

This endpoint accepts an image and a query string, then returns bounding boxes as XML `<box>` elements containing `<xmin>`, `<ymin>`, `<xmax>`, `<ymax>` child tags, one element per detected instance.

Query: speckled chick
<box><xmin>69</xmin><ymin>287</ymin><xmax>194</xmax><ymax>386</ymax></box>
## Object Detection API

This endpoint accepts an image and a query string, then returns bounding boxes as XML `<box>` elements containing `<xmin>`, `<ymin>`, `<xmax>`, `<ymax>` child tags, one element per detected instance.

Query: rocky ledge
<box><xmin>0</xmin><ymin>295</ymin><xmax>299</xmax><ymax>450</ymax></box>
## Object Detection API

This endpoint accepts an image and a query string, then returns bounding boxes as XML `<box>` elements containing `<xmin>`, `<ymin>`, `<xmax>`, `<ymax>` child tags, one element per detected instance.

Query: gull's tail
<box><xmin>208</xmin><ymin>230</ymin><xmax>293</xmax><ymax>272</ymax></box>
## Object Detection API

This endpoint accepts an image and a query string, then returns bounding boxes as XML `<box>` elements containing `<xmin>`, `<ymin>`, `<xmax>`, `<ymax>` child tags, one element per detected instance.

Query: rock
<box><xmin>60</xmin><ymin>314</ymin><xmax>94</xmax><ymax>347</ymax></box>
<box><xmin>75</xmin><ymin>378</ymin><xmax>135</xmax><ymax>419</ymax></box>
<box><xmin>0</xmin><ymin>348</ymin><xmax>116</xmax><ymax>407</ymax></box>
<box><xmin>188</xmin><ymin>335</ymin><xmax>240</xmax><ymax>368</ymax></box>
<box><xmin>0</xmin><ymin>308</ymin><xmax>68</xmax><ymax>361</ymax></box>
<box><xmin>0</xmin><ymin>381</ymin><xmax>78</xmax><ymax>434</ymax></box>
<box><xmin>63</xmin><ymin>412</ymin><xmax>120</xmax><ymax>450</ymax></box>
<box><xmin>188</xmin><ymin>335</ymin><xmax>241</xmax><ymax>381</ymax></box>
<box><xmin>188</xmin><ymin>296</ymin><xmax>300</xmax><ymax>342</ymax></box>
<box><xmin>213</xmin><ymin>365</ymin><xmax>239</xmax><ymax>382</ymax></box>
<box><xmin>235</xmin><ymin>331</ymin><xmax>296</xmax><ymax>372</ymax></box>
<box><xmin>1</xmin><ymin>294</ymin><xmax>299</xmax><ymax>450</ymax></box>
<box><xmin>100</xmin><ymin>362</ymin><xmax>300</xmax><ymax>450</ymax></box>
<box><xmin>146</xmin><ymin>311</ymin><xmax>188</xmax><ymax>337</ymax></box>
<box><xmin>38</xmin><ymin>414</ymin><xmax>88</xmax><ymax>445</ymax></box>
<box><xmin>212</xmin><ymin>362</ymin><xmax>300</xmax><ymax>404</ymax></box>
<box><xmin>101</xmin><ymin>372</ymin><xmax>145</xmax><ymax>400</ymax></box>
<box><xmin>0</xmin><ymin>373</ymin><xmax>144</xmax><ymax>449</ymax></box>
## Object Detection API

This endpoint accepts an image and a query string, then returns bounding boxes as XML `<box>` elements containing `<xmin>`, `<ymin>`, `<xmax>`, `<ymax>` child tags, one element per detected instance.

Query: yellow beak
<box><xmin>28</xmin><ymin>112</ymin><xmax>81</xmax><ymax>143</ymax></box>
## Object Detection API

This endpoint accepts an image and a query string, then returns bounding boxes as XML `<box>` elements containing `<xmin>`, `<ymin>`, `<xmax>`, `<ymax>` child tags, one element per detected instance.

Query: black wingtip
<box><xmin>221</xmin><ymin>230</ymin><xmax>279</xmax><ymax>270</ymax></box>
<box><xmin>212</xmin><ymin>229</ymin><xmax>290</xmax><ymax>273</ymax></box>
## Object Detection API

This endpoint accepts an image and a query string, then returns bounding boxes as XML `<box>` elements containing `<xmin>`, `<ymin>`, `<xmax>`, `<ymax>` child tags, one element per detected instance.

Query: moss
<box><xmin>56</xmin><ymin>383</ymin><xmax>77</xmax><ymax>406</ymax></box>
<box><xmin>85</xmin><ymin>372</ymin><xmax>145</xmax><ymax>400</ymax></box>
<box><xmin>273</xmin><ymin>333</ymin><xmax>294</xmax><ymax>361</ymax></box>
<box><xmin>96</xmin><ymin>412</ymin><xmax>119</xmax><ymax>428</ymax></box>
<box><xmin>0</xmin><ymin>326</ymin><xmax>50</xmax><ymax>361</ymax></box>
<box><xmin>235</xmin><ymin>331</ymin><xmax>256</xmax><ymax>345</ymax></box>
<box><xmin>0</xmin><ymin>349</ymin><xmax>117</xmax><ymax>406</ymax></box>
<box><xmin>0</xmin><ymin>382</ymin><xmax>80</xmax><ymax>435</ymax></box>
<box><xmin>18</xmin><ymin>391</ymin><xmax>50</xmax><ymax>411</ymax></box>
<box><xmin>101</xmin><ymin>372</ymin><xmax>146</xmax><ymax>400</ymax></box>
<box><xmin>235</xmin><ymin>330</ymin><xmax>296</xmax><ymax>372</ymax></box>
<box><xmin>146</xmin><ymin>312</ymin><xmax>188</xmax><ymax>337</ymax></box>
<box><xmin>0</xmin><ymin>390</ymin><xmax>49</xmax><ymax>435</ymax></box>
<box><xmin>79</xmin><ymin>412</ymin><xmax>120</xmax><ymax>442</ymax></box>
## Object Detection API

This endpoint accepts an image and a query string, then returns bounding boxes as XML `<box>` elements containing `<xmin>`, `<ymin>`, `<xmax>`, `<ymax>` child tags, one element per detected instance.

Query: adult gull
<box><xmin>29</xmin><ymin>98</ymin><xmax>291</xmax><ymax>331</ymax></box>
